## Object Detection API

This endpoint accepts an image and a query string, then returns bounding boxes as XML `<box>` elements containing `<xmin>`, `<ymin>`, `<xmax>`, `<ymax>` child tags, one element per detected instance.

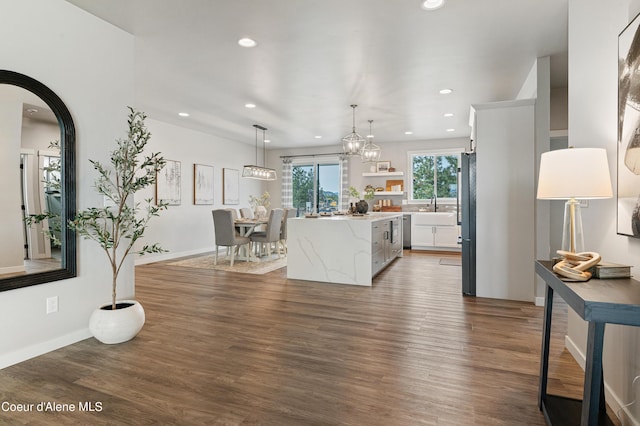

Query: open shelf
<box><xmin>374</xmin><ymin>191</ymin><xmax>404</xmax><ymax>196</ymax></box>
<box><xmin>362</xmin><ymin>171</ymin><xmax>404</xmax><ymax>177</ymax></box>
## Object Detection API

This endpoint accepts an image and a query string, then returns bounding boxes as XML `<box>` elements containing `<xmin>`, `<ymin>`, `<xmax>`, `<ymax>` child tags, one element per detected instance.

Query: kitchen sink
<box><xmin>412</xmin><ymin>212</ymin><xmax>457</xmax><ymax>226</ymax></box>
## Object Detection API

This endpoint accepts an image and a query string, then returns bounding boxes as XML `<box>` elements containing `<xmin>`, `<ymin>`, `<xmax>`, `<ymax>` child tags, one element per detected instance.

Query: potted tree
<box><xmin>71</xmin><ymin>107</ymin><xmax>168</xmax><ymax>344</ymax></box>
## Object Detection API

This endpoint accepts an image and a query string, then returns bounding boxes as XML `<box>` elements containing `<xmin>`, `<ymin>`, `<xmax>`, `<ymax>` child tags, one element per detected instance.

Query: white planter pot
<box><xmin>89</xmin><ymin>300</ymin><xmax>145</xmax><ymax>344</ymax></box>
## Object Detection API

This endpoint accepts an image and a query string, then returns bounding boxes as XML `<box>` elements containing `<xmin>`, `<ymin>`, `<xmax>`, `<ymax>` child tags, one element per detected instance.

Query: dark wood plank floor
<box><xmin>0</xmin><ymin>251</ymin><xmax>589</xmax><ymax>425</ymax></box>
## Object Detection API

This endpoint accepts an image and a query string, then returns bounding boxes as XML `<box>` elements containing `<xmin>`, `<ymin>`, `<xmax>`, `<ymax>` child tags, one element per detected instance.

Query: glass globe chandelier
<box><xmin>361</xmin><ymin>119</ymin><xmax>381</xmax><ymax>163</ymax></box>
<box><xmin>342</xmin><ymin>104</ymin><xmax>366</xmax><ymax>155</ymax></box>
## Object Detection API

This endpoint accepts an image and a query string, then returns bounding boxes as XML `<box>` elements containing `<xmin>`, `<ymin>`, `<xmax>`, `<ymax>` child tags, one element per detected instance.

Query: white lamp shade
<box><xmin>537</xmin><ymin>148</ymin><xmax>613</xmax><ymax>200</ymax></box>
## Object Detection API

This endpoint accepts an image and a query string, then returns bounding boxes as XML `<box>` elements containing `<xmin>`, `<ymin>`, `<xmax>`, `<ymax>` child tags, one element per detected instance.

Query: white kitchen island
<box><xmin>287</xmin><ymin>212</ymin><xmax>403</xmax><ymax>286</ymax></box>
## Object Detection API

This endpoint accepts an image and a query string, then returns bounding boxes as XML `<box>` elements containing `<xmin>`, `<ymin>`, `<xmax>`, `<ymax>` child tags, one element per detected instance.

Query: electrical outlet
<box><xmin>46</xmin><ymin>296</ymin><xmax>58</xmax><ymax>314</ymax></box>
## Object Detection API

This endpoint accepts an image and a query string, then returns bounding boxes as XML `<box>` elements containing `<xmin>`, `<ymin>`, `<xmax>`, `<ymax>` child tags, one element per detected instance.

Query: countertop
<box><xmin>291</xmin><ymin>212</ymin><xmax>402</xmax><ymax>222</ymax></box>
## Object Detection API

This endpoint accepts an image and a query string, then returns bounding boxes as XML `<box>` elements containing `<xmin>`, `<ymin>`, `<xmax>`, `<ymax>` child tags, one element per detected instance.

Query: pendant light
<box><xmin>342</xmin><ymin>104</ymin><xmax>366</xmax><ymax>155</ymax></box>
<box><xmin>361</xmin><ymin>119</ymin><xmax>381</xmax><ymax>163</ymax></box>
<box><xmin>242</xmin><ymin>124</ymin><xmax>277</xmax><ymax>181</ymax></box>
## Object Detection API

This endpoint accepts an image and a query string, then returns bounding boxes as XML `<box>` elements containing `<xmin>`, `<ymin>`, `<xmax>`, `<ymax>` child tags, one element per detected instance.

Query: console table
<box><xmin>535</xmin><ymin>260</ymin><xmax>640</xmax><ymax>426</ymax></box>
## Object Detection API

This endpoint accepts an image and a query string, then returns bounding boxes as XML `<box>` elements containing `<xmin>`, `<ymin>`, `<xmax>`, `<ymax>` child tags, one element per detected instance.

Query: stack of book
<box><xmin>593</xmin><ymin>261</ymin><xmax>632</xmax><ymax>279</ymax></box>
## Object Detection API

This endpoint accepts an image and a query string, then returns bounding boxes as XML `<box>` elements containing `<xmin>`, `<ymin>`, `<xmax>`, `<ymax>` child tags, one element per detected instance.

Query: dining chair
<box><xmin>250</xmin><ymin>208</ymin><xmax>284</xmax><ymax>258</ymax></box>
<box><xmin>239</xmin><ymin>207</ymin><xmax>253</xmax><ymax>219</ymax></box>
<box><xmin>212</xmin><ymin>209</ymin><xmax>250</xmax><ymax>266</ymax></box>
<box><xmin>279</xmin><ymin>208</ymin><xmax>297</xmax><ymax>255</ymax></box>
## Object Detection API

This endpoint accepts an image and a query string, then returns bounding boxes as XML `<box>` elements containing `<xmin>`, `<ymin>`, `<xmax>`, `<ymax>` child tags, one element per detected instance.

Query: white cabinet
<box><xmin>411</xmin><ymin>212</ymin><xmax>460</xmax><ymax>251</ymax></box>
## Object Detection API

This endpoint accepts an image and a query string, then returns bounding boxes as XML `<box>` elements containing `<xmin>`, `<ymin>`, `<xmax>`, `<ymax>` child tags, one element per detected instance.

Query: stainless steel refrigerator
<box><xmin>460</xmin><ymin>152</ymin><xmax>476</xmax><ymax>296</ymax></box>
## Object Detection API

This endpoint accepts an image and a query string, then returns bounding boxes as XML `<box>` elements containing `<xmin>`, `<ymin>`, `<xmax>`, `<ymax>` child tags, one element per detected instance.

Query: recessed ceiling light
<box><xmin>405</xmin><ymin>131</ymin><xmax>413</xmax><ymax>135</ymax></box>
<box><xmin>178</xmin><ymin>112</ymin><xmax>190</xmax><ymax>117</ymax></box>
<box><xmin>444</xmin><ymin>113</ymin><xmax>454</xmax><ymax>117</ymax></box>
<box><xmin>421</xmin><ymin>0</ymin><xmax>444</xmax><ymax>10</ymax></box>
<box><xmin>439</xmin><ymin>88</ymin><xmax>453</xmax><ymax>95</ymax></box>
<box><xmin>446</xmin><ymin>128</ymin><xmax>455</xmax><ymax>132</ymax></box>
<box><xmin>315</xmin><ymin>135</ymin><xmax>322</xmax><ymax>139</ymax></box>
<box><xmin>238</xmin><ymin>38</ymin><xmax>257</xmax><ymax>48</ymax></box>
<box><xmin>245</xmin><ymin>103</ymin><xmax>256</xmax><ymax>108</ymax></box>
<box><xmin>264</xmin><ymin>139</ymin><xmax>271</xmax><ymax>143</ymax></box>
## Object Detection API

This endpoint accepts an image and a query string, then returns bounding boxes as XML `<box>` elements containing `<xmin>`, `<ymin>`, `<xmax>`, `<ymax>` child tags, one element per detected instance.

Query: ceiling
<box><xmin>65</xmin><ymin>0</ymin><xmax>568</xmax><ymax>149</ymax></box>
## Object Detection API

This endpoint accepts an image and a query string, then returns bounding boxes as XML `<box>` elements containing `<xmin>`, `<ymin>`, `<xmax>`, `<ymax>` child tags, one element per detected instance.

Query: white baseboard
<box><xmin>134</xmin><ymin>247</ymin><xmax>212</xmax><ymax>265</ymax></box>
<box><xmin>564</xmin><ymin>335</ymin><xmax>639</xmax><ymax>425</ymax></box>
<box><xmin>0</xmin><ymin>328</ymin><xmax>91</xmax><ymax>370</ymax></box>
<box><xmin>0</xmin><ymin>265</ymin><xmax>26</xmax><ymax>274</ymax></box>
<box><xmin>535</xmin><ymin>296</ymin><xmax>545</xmax><ymax>307</ymax></box>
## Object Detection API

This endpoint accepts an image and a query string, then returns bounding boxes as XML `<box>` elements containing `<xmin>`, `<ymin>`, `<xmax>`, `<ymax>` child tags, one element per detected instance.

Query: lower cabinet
<box><xmin>372</xmin><ymin>217</ymin><xmax>402</xmax><ymax>276</ymax></box>
<box><xmin>412</xmin><ymin>224</ymin><xmax>460</xmax><ymax>250</ymax></box>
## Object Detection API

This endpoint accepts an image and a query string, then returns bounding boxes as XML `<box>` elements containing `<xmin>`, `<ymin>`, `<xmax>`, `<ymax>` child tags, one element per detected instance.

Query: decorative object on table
<box><xmin>593</xmin><ymin>261</ymin><xmax>632</xmax><ymax>279</ymax></box>
<box><xmin>243</xmin><ymin>124</ymin><xmax>277</xmax><ymax>180</ymax></box>
<box><xmin>552</xmin><ymin>250</ymin><xmax>601</xmax><ymax>281</ymax></box>
<box><xmin>348</xmin><ymin>186</ymin><xmax>374</xmax><ymax>214</ymax></box>
<box><xmin>376</xmin><ymin>161</ymin><xmax>391</xmax><ymax>173</ymax></box>
<box><xmin>223</xmin><ymin>168</ymin><xmax>240</xmax><ymax>204</ymax></box>
<box><xmin>361</xmin><ymin>119</ymin><xmax>381</xmax><ymax>163</ymax></box>
<box><xmin>249</xmin><ymin>191</ymin><xmax>270</xmax><ymax>219</ymax></box>
<box><xmin>618</xmin><ymin>13</ymin><xmax>640</xmax><ymax>237</ymax></box>
<box><xmin>156</xmin><ymin>159</ymin><xmax>181</xmax><ymax>205</ymax></box>
<box><xmin>537</xmin><ymin>147</ymin><xmax>613</xmax><ymax>253</ymax></box>
<box><xmin>193</xmin><ymin>164</ymin><xmax>214</xmax><ymax>205</ymax></box>
<box><xmin>388</xmin><ymin>167</ymin><xmax>396</xmax><ymax>172</ymax></box>
<box><xmin>342</xmin><ymin>104</ymin><xmax>366</xmax><ymax>156</ymax></box>
<box><xmin>69</xmin><ymin>107</ymin><xmax>167</xmax><ymax>344</ymax></box>
<box><xmin>375</xmin><ymin>186</ymin><xmax>384</xmax><ymax>192</ymax></box>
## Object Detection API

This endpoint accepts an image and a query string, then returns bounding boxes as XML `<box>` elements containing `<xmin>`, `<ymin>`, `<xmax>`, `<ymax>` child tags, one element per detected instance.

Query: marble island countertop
<box><xmin>287</xmin><ymin>212</ymin><xmax>403</xmax><ymax>286</ymax></box>
<box><xmin>293</xmin><ymin>212</ymin><xmax>402</xmax><ymax>222</ymax></box>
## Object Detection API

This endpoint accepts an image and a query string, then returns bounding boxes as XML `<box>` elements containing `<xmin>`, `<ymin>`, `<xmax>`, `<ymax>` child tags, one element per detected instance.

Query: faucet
<box><xmin>430</xmin><ymin>195</ymin><xmax>437</xmax><ymax>211</ymax></box>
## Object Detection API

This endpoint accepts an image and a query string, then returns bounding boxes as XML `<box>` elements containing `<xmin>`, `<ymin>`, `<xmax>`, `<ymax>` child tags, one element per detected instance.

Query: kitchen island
<box><xmin>287</xmin><ymin>212</ymin><xmax>403</xmax><ymax>286</ymax></box>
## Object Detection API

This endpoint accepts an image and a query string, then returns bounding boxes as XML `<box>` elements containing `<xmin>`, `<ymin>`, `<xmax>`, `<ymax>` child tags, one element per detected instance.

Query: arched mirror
<box><xmin>0</xmin><ymin>70</ymin><xmax>76</xmax><ymax>292</ymax></box>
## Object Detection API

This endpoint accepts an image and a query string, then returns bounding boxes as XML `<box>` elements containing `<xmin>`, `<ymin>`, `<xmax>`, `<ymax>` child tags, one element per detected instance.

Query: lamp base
<box><xmin>562</xmin><ymin>198</ymin><xmax>584</xmax><ymax>253</ymax></box>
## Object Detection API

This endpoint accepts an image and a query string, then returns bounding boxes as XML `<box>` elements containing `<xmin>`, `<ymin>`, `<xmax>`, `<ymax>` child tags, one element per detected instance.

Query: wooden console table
<box><xmin>536</xmin><ymin>260</ymin><xmax>640</xmax><ymax>426</ymax></box>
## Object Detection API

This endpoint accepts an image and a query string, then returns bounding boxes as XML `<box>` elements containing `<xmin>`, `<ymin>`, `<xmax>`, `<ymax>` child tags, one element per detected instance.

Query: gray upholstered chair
<box><xmin>212</xmin><ymin>209</ymin><xmax>250</xmax><ymax>266</ymax></box>
<box><xmin>250</xmin><ymin>208</ymin><xmax>284</xmax><ymax>258</ymax></box>
<box><xmin>239</xmin><ymin>207</ymin><xmax>253</xmax><ymax>219</ymax></box>
<box><xmin>225</xmin><ymin>208</ymin><xmax>239</xmax><ymax>221</ymax></box>
<box><xmin>279</xmin><ymin>208</ymin><xmax>297</xmax><ymax>255</ymax></box>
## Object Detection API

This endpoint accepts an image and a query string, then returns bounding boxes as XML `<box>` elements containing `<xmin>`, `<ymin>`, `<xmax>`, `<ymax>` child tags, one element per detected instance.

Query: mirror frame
<box><xmin>0</xmin><ymin>70</ymin><xmax>76</xmax><ymax>292</ymax></box>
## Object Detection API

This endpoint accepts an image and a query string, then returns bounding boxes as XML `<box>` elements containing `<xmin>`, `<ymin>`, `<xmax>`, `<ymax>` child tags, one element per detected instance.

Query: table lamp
<box><xmin>537</xmin><ymin>148</ymin><xmax>612</xmax><ymax>281</ymax></box>
<box><xmin>537</xmin><ymin>147</ymin><xmax>613</xmax><ymax>253</ymax></box>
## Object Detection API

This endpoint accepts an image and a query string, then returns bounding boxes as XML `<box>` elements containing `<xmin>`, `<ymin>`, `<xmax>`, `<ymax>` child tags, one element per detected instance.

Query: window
<box><xmin>292</xmin><ymin>158</ymin><xmax>341</xmax><ymax>214</ymax></box>
<box><xmin>408</xmin><ymin>149</ymin><xmax>461</xmax><ymax>203</ymax></box>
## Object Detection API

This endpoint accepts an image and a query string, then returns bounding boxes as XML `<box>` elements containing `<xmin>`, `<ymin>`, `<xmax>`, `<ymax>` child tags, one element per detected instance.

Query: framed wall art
<box><xmin>223</xmin><ymin>168</ymin><xmax>239</xmax><ymax>205</ymax></box>
<box><xmin>156</xmin><ymin>159</ymin><xmax>181</xmax><ymax>205</ymax></box>
<box><xmin>376</xmin><ymin>161</ymin><xmax>390</xmax><ymax>173</ymax></box>
<box><xmin>193</xmin><ymin>164</ymin><xmax>214</xmax><ymax>205</ymax></box>
<box><xmin>618</xmin><ymin>12</ymin><xmax>640</xmax><ymax>237</ymax></box>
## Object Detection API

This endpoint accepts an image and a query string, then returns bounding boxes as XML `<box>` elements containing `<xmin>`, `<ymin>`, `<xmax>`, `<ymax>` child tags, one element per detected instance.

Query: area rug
<box><xmin>168</xmin><ymin>253</ymin><xmax>287</xmax><ymax>274</ymax></box>
<box><xmin>439</xmin><ymin>257</ymin><xmax>462</xmax><ymax>266</ymax></box>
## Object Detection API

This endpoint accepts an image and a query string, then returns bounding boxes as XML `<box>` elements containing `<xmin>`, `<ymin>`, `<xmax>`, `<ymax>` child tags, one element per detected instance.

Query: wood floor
<box><xmin>0</xmin><ymin>251</ymin><xmax>589</xmax><ymax>425</ymax></box>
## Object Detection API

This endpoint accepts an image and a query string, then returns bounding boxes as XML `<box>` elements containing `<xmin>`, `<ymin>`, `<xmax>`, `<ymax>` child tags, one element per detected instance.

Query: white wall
<box><xmin>0</xmin><ymin>0</ymin><xmax>134</xmax><ymax>368</ymax></box>
<box><xmin>567</xmin><ymin>0</ymin><xmax>640</xmax><ymax>423</ymax></box>
<box><xmin>0</xmin><ymin>99</ymin><xmax>25</xmax><ymax>272</ymax></box>
<box><xmin>473</xmin><ymin>99</ymin><xmax>536</xmax><ymax>302</ymax></box>
<box><xmin>134</xmin><ymin>119</ymin><xmax>264</xmax><ymax>264</ymax></box>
